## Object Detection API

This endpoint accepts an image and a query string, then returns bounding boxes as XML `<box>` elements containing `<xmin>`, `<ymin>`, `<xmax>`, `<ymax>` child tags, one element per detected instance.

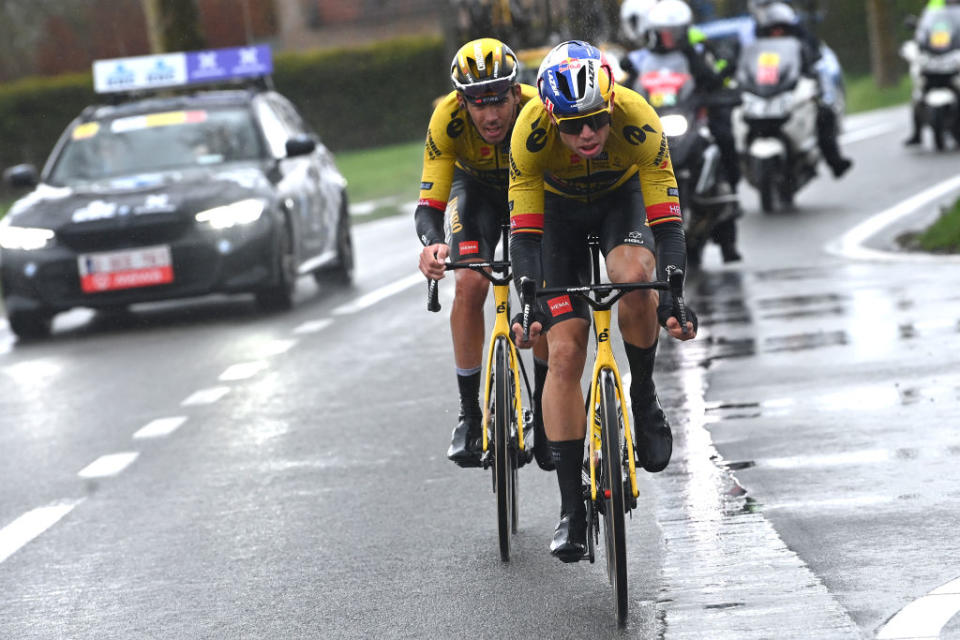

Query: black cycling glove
<box><xmin>657</xmin><ymin>303</ymin><xmax>699</xmax><ymax>333</ymax></box>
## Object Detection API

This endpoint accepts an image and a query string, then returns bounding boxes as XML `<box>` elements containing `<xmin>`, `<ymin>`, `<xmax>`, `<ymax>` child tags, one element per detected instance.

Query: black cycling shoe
<box><xmin>446</xmin><ymin>413</ymin><xmax>482</xmax><ymax>468</ymax></box>
<box><xmin>830</xmin><ymin>157</ymin><xmax>853</xmax><ymax>178</ymax></box>
<box><xmin>720</xmin><ymin>243</ymin><xmax>742</xmax><ymax>264</ymax></box>
<box><xmin>633</xmin><ymin>395</ymin><xmax>673</xmax><ymax>473</ymax></box>
<box><xmin>903</xmin><ymin>134</ymin><xmax>921</xmax><ymax>147</ymax></box>
<box><xmin>550</xmin><ymin>510</ymin><xmax>587</xmax><ymax>563</ymax></box>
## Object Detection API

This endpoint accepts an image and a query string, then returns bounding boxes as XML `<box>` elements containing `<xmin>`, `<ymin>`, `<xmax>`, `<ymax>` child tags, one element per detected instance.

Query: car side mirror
<box><xmin>285</xmin><ymin>136</ymin><xmax>316</xmax><ymax>158</ymax></box>
<box><xmin>3</xmin><ymin>164</ymin><xmax>39</xmax><ymax>189</ymax></box>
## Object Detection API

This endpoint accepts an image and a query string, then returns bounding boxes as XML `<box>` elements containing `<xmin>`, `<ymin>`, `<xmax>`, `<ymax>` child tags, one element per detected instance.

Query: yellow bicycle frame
<box><xmin>587</xmin><ymin>307</ymin><xmax>639</xmax><ymax>502</ymax></box>
<box><xmin>481</xmin><ymin>279</ymin><xmax>527</xmax><ymax>453</ymax></box>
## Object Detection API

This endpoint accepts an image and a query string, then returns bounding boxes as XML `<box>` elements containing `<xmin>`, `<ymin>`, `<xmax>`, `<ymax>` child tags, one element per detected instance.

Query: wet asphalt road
<box><xmin>1</xmin><ymin>105</ymin><xmax>960</xmax><ymax>638</ymax></box>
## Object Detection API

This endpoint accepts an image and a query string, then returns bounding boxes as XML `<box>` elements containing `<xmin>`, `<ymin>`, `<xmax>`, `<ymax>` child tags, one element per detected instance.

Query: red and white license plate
<box><xmin>78</xmin><ymin>245</ymin><xmax>174</xmax><ymax>293</ymax></box>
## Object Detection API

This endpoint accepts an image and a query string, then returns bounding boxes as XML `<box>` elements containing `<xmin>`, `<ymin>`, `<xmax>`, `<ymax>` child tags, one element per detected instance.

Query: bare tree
<box><xmin>865</xmin><ymin>0</ymin><xmax>899</xmax><ymax>87</ymax></box>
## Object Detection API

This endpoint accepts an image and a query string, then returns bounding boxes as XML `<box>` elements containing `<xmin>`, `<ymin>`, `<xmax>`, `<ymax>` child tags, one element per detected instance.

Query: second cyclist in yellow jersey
<box><xmin>415</xmin><ymin>38</ymin><xmax>552</xmax><ymax>471</ymax></box>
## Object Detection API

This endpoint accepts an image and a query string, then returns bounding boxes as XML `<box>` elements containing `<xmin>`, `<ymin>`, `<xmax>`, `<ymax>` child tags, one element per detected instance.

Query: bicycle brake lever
<box><xmin>666</xmin><ymin>267</ymin><xmax>688</xmax><ymax>335</ymax></box>
<box><xmin>427</xmin><ymin>278</ymin><xmax>440</xmax><ymax>312</ymax></box>
<box><xmin>519</xmin><ymin>276</ymin><xmax>535</xmax><ymax>342</ymax></box>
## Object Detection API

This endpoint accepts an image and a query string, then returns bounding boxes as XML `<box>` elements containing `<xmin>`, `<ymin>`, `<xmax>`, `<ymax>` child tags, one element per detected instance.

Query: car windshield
<box><xmin>48</xmin><ymin>107</ymin><xmax>264</xmax><ymax>185</ymax></box>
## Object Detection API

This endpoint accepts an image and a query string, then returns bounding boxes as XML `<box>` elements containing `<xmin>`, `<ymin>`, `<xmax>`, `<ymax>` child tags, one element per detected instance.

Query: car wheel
<box><xmin>7</xmin><ymin>310</ymin><xmax>53</xmax><ymax>340</ymax></box>
<box><xmin>255</xmin><ymin>216</ymin><xmax>298</xmax><ymax>312</ymax></box>
<box><xmin>314</xmin><ymin>192</ymin><xmax>354</xmax><ymax>288</ymax></box>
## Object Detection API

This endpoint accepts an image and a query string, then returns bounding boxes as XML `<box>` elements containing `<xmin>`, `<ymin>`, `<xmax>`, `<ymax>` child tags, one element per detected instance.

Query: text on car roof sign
<box><xmin>92</xmin><ymin>45</ymin><xmax>273</xmax><ymax>94</ymax></box>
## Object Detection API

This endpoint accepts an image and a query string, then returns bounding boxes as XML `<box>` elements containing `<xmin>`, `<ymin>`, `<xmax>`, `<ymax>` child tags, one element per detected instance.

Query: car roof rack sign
<box><xmin>92</xmin><ymin>45</ymin><xmax>274</xmax><ymax>96</ymax></box>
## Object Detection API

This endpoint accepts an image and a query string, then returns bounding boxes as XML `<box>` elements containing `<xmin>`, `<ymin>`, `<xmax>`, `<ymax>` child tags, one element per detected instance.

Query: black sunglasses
<box><xmin>556</xmin><ymin>110</ymin><xmax>611</xmax><ymax>135</ymax></box>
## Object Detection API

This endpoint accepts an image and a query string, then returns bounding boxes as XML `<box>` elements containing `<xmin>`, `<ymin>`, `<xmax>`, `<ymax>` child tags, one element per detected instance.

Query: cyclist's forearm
<box><xmin>414</xmin><ymin>204</ymin><xmax>445</xmax><ymax>247</ymax></box>
<box><xmin>651</xmin><ymin>220</ymin><xmax>686</xmax><ymax>311</ymax></box>
<box><xmin>509</xmin><ymin>232</ymin><xmax>543</xmax><ymax>293</ymax></box>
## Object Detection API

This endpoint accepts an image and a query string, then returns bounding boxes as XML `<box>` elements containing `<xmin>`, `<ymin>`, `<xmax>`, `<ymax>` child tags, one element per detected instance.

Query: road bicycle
<box><xmin>520</xmin><ymin>234</ymin><xmax>686</xmax><ymax>626</ymax></box>
<box><xmin>426</xmin><ymin>224</ymin><xmax>534</xmax><ymax>562</ymax></box>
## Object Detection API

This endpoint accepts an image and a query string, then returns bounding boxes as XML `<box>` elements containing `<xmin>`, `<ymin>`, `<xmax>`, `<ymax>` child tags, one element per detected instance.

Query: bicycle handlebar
<box><xmin>522</xmin><ymin>269</ymin><xmax>688</xmax><ymax>335</ymax></box>
<box><xmin>425</xmin><ymin>260</ymin><xmax>513</xmax><ymax>313</ymax></box>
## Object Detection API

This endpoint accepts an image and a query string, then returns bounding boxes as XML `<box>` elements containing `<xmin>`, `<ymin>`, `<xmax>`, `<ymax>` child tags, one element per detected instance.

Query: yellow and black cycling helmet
<box><xmin>450</xmin><ymin>38</ymin><xmax>519</xmax><ymax>105</ymax></box>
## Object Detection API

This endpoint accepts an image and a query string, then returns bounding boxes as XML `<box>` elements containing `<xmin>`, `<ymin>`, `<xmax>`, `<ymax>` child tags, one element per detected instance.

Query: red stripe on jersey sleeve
<box><xmin>418</xmin><ymin>198</ymin><xmax>447</xmax><ymax>212</ymax></box>
<box><xmin>509</xmin><ymin>213</ymin><xmax>544</xmax><ymax>235</ymax></box>
<box><xmin>646</xmin><ymin>202</ymin><xmax>682</xmax><ymax>225</ymax></box>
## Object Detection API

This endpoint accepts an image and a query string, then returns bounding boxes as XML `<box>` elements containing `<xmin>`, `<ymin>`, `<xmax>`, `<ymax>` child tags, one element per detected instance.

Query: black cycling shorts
<box><xmin>539</xmin><ymin>178</ymin><xmax>655</xmax><ymax>328</ymax></box>
<box><xmin>445</xmin><ymin>167</ymin><xmax>509</xmax><ymax>262</ymax></box>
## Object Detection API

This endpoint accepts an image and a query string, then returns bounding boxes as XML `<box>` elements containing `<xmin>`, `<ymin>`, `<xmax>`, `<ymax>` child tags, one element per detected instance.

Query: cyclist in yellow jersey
<box><xmin>415</xmin><ymin>38</ymin><xmax>553</xmax><ymax>470</ymax></box>
<box><xmin>508</xmin><ymin>40</ymin><xmax>698</xmax><ymax>561</ymax></box>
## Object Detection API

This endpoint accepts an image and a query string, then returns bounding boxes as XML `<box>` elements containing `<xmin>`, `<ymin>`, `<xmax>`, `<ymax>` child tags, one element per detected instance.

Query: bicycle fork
<box><xmin>481</xmin><ymin>282</ymin><xmax>527</xmax><ymax>454</ymax></box>
<box><xmin>587</xmin><ymin>308</ymin><xmax>639</xmax><ymax>502</ymax></box>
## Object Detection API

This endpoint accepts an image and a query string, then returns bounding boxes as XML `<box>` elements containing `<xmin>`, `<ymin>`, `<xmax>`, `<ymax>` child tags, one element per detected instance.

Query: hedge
<box><xmin>0</xmin><ymin>36</ymin><xmax>448</xmax><ymax>177</ymax></box>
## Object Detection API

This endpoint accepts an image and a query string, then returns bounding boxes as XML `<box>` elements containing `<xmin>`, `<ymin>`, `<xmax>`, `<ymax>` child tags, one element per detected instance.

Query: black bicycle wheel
<box><xmin>494</xmin><ymin>337</ymin><xmax>514</xmax><ymax>561</ymax></box>
<box><xmin>599</xmin><ymin>370</ymin><xmax>628</xmax><ymax>626</ymax></box>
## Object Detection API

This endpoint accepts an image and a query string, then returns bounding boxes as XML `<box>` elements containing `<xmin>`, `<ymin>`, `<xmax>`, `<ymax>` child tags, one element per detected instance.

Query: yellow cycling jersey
<box><xmin>418</xmin><ymin>84</ymin><xmax>538</xmax><ymax>212</ymax></box>
<box><xmin>508</xmin><ymin>86</ymin><xmax>682</xmax><ymax>236</ymax></box>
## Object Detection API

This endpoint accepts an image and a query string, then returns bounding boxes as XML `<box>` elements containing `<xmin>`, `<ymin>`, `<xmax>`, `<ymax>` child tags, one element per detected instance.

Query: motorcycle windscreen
<box><xmin>736</xmin><ymin>37</ymin><xmax>803</xmax><ymax>98</ymax></box>
<box><xmin>637</xmin><ymin>51</ymin><xmax>696</xmax><ymax>111</ymax></box>
<box><xmin>916</xmin><ymin>7</ymin><xmax>960</xmax><ymax>53</ymax></box>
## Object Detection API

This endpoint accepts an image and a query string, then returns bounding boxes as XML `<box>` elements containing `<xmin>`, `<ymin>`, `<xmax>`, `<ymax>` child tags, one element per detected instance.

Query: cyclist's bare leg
<box><xmin>544</xmin><ymin>316</ymin><xmax>590</xmax><ymax>561</ymax></box>
<box><xmin>446</xmin><ymin>263</ymin><xmax>490</xmax><ymax>466</ymax></box>
<box><xmin>604</xmin><ymin>244</ymin><xmax>672</xmax><ymax>472</ymax></box>
<box><xmin>543</xmin><ymin>318</ymin><xmax>589</xmax><ymax>442</ymax></box>
<box><xmin>605</xmin><ymin>244</ymin><xmax>658</xmax><ymax>348</ymax></box>
<box><xmin>451</xmin><ymin>265</ymin><xmax>490</xmax><ymax>371</ymax></box>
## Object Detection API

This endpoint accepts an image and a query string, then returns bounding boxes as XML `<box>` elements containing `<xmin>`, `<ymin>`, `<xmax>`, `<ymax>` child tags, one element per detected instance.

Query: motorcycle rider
<box><xmin>416</xmin><ymin>38</ymin><xmax>552</xmax><ymax>470</ymax></box>
<box><xmin>750</xmin><ymin>1</ymin><xmax>853</xmax><ymax>178</ymax></box>
<box><xmin>644</xmin><ymin>0</ymin><xmax>744</xmax><ymax>263</ymax></box>
<box><xmin>904</xmin><ymin>0</ymin><xmax>960</xmax><ymax>146</ymax></box>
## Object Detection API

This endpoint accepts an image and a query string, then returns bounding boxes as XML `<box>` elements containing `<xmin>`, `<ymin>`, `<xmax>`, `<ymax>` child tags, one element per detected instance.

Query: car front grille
<box><xmin>57</xmin><ymin>213</ymin><xmax>192</xmax><ymax>253</ymax></box>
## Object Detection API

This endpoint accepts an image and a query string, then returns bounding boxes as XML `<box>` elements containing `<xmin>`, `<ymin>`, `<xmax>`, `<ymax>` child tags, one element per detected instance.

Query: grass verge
<box><xmin>845</xmin><ymin>73</ymin><xmax>912</xmax><ymax>114</ymax></box>
<box><xmin>900</xmin><ymin>198</ymin><xmax>960</xmax><ymax>253</ymax></box>
<box><xmin>336</xmin><ymin>139</ymin><xmax>422</xmax><ymax>206</ymax></box>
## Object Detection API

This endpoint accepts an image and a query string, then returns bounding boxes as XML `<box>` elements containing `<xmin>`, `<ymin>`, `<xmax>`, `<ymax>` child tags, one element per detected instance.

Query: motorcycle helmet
<box><xmin>646</xmin><ymin>0</ymin><xmax>693</xmax><ymax>53</ymax></box>
<box><xmin>537</xmin><ymin>40</ymin><xmax>614</xmax><ymax>120</ymax></box>
<box><xmin>450</xmin><ymin>38</ymin><xmax>520</xmax><ymax>105</ymax></box>
<box><xmin>754</xmin><ymin>2</ymin><xmax>800</xmax><ymax>38</ymax></box>
<box><xmin>620</xmin><ymin>0</ymin><xmax>660</xmax><ymax>46</ymax></box>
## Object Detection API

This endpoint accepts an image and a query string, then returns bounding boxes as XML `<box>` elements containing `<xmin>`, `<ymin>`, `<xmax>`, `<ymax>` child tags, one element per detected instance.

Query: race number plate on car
<box><xmin>78</xmin><ymin>245</ymin><xmax>174</xmax><ymax>293</ymax></box>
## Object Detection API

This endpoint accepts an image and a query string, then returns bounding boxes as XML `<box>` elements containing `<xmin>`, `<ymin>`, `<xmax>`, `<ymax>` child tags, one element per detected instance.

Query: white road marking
<box><xmin>878</xmin><ymin>577</ymin><xmax>960</xmax><ymax>639</ymax></box>
<box><xmin>839</xmin><ymin>121</ymin><xmax>899</xmax><ymax>144</ymax></box>
<box><xmin>219</xmin><ymin>361</ymin><xmax>268</xmax><ymax>381</ymax></box>
<box><xmin>294</xmin><ymin>318</ymin><xmax>334</xmax><ymax>334</ymax></box>
<box><xmin>258</xmin><ymin>339</ymin><xmax>297</xmax><ymax>356</ymax></box>
<box><xmin>827</xmin><ymin>175</ymin><xmax>960</xmax><ymax>262</ymax></box>
<box><xmin>332</xmin><ymin>273</ymin><xmax>423</xmax><ymax>315</ymax></box>
<box><xmin>181</xmin><ymin>386</ymin><xmax>231</xmax><ymax>406</ymax></box>
<box><xmin>133</xmin><ymin>416</ymin><xmax>187</xmax><ymax>439</ymax></box>
<box><xmin>77</xmin><ymin>452</ymin><xmax>140</xmax><ymax>478</ymax></box>
<box><xmin>763</xmin><ymin>495</ymin><xmax>892</xmax><ymax>511</ymax></box>
<box><xmin>0</xmin><ymin>500</ymin><xmax>84</xmax><ymax>564</ymax></box>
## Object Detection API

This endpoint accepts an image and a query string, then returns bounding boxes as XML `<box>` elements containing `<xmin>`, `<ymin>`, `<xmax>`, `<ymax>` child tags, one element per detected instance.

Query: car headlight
<box><xmin>660</xmin><ymin>114</ymin><xmax>689</xmax><ymax>137</ymax></box>
<box><xmin>195</xmin><ymin>199</ymin><xmax>265</xmax><ymax>229</ymax></box>
<box><xmin>0</xmin><ymin>224</ymin><xmax>56</xmax><ymax>250</ymax></box>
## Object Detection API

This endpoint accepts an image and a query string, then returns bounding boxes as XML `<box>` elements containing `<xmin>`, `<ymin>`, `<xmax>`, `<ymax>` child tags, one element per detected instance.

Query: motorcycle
<box><xmin>901</xmin><ymin>7</ymin><xmax>960</xmax><ymax>151</ymax></box>
<box><xmin>733</xmin><ymin>36</ymin><xmax>822</xmax><ymax>214</ymax></box>
<box><xmin>635</xmin><ymin>50</ymin><xmax>739</xmax><ymax>267</ymax></box>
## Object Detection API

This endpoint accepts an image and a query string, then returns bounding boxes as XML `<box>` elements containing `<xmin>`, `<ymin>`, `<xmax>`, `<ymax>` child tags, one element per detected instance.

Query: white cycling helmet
<box><xmin>647</xmin><ymin>0</ymin><xmax>693</xmax><ymax>52</ymax></box>
<box><xmin>620</xmin><ymin>0</ymin><xmax>659</xmax><ymax>45</ymax></box>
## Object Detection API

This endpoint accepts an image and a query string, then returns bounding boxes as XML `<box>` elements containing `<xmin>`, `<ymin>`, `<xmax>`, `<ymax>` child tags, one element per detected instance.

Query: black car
<box><xmin>0</xmin><ymin>48</ymin><xmax>353</xmax><ymax>340</ymax></box>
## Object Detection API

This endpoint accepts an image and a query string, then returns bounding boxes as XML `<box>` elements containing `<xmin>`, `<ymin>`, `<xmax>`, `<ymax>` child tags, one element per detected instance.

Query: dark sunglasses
<box><xmin>556</xmin><ymin>110</ymin><xmax>611</xmax><ymax>135</ymax></box>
